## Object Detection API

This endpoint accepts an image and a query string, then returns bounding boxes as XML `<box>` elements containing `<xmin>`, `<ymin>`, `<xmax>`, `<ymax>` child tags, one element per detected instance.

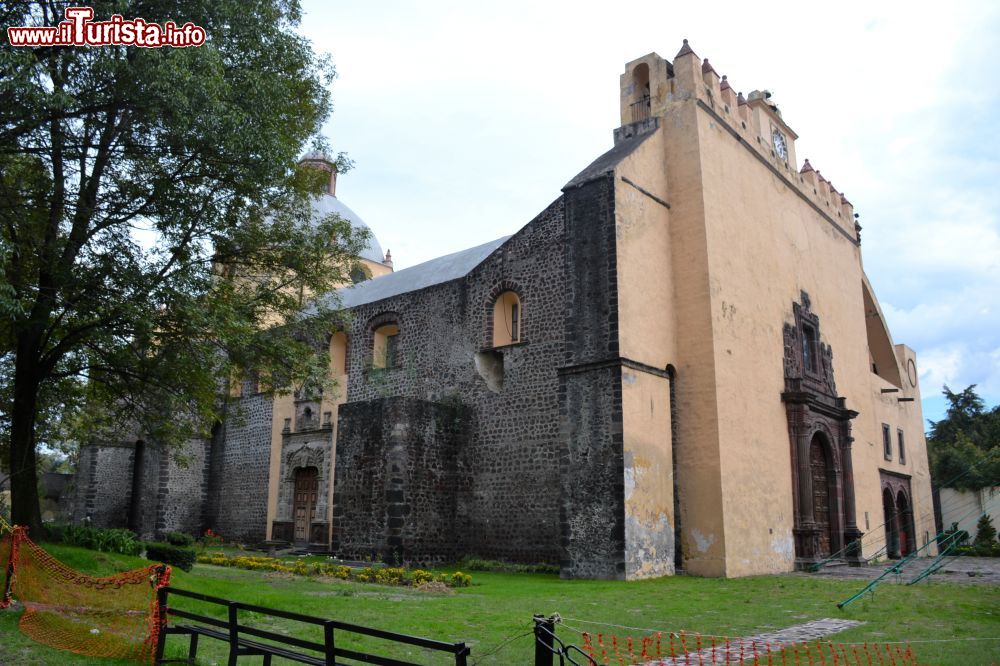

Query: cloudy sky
<box><xmin>297</xmin><ymin>0</ymin><xmax>999</xmax><ymax>425</ymax></box>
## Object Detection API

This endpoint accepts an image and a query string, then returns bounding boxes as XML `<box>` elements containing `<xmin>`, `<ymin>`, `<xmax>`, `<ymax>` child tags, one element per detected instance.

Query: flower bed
<box><xmin>196</xmin><ymin>553</ymin><xmax>472</xmax><ymax>587</ymax></box>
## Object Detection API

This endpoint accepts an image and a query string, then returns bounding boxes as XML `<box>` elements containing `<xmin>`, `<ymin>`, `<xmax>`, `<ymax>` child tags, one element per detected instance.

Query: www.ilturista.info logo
<box><xmin>7</xmin><ymin>7</ymin><xmax>206</xmax><ymax>48</ymax></box>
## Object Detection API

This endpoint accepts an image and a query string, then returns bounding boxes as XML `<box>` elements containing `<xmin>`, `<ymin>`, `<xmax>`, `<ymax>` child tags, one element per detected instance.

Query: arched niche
<box><xmin>330</xmin><ymin>331</ymin><xmax>348</xmax><ymax>376</ymax></box>
<box><xmin>492</xmin><ymin>291</ymin><xmax>521</xmax><ymax>347</ymax></box>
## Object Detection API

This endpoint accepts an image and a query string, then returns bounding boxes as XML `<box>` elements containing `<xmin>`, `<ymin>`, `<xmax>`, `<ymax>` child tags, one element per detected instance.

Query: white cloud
<box><xmin>297</xmin><ymin>0</ymin><xmax>1000</xmax><ymax>420</ymax></box>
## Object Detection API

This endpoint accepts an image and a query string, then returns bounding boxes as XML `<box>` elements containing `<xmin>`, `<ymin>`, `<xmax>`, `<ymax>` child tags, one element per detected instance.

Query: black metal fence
<box><xmin>155</xmin><ymin>586</ymin><xmax>471</xmax><ymax>665</ymax></box>
<box><xmin>534</xmin><ymin>615</ymin><xmax>596</xmax><ymax>666</ymax></box>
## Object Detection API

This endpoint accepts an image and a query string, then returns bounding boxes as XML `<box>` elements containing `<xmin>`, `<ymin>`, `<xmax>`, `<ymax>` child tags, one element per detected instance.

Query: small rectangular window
<box><xmin>510</xmin><ymin>303</ymin><xmax>520</xmax><ymax>342</ymax></box>
<box><xmin>802</xmin><ymin>325</ymin><xmax>817</xmax><ymax>373</ymax></box>
<box><xmin>385</xmin><ymin>333</ymin><xmax>398</xmax><ymax>369</ymax></box>
<box><xmin>882</xmin><ymin>423</ymin><xmax>892</xmax><ymax>460</ymax></box>
<box><xmin>898</xmin><ymin>429</ymin><xmax>906</xmax><ymax>464</ymax></box>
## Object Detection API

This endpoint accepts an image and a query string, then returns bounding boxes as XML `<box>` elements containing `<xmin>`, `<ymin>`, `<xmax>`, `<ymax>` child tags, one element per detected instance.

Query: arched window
<box><xmin>492</xmin><ymin>291</ymin><xmax>521</xmax><ymax>347</ymax></box>
<box><xmin>631</xmin><ymin>63</ymin><xmax>651</xmax><ymax>122</ymax></box>
<box><xmin>373</xmin><ymin>323</ymin><xmax>399</xmax><ymax>369</ymax></box>
<box><xmin>330</xmin><ymin>331</ymin><xmax>348</xmax><ymax>376</ymax></box>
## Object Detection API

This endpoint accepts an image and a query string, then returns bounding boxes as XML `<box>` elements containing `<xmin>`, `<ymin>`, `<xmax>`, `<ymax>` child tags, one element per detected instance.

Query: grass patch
<box><xmin>0</xmin><ymin>543</ymin><xmax>997</xmax><ymax>665</ymax></box>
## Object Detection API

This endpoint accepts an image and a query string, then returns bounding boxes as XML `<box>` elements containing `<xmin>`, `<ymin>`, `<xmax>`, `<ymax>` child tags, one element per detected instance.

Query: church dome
<box><xmin>310</xmin><ymin>193</ymin><xmax>384</xmax><ymax>264</ymax></box>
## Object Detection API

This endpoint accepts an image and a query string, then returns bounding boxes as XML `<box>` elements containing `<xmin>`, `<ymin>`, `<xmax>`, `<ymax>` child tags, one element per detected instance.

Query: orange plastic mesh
<box><xmin>0</xmin><ymin>529</ymin><xmax>12</xmax><ymax>608</ymax></box>
<box><xmin>4</xmin><ymin>526</ymin><xmax>171</xmax><ymax>663</ymax></box>
<box><xmin>580</xmin><ymin>630</ymin><xmax>922</xmax><ymax>665</ymax></box>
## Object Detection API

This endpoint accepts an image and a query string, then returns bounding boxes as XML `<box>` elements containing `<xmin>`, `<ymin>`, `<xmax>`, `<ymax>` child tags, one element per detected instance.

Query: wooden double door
<box><xmin>293</xmin><ymin>466</ymin><xmax>319</xmax><ymax>544</ymax></box>
<box><xmin>810</xmin><ymin>437</ymin><xmax>834</xmax><ymax>556</ymax></box>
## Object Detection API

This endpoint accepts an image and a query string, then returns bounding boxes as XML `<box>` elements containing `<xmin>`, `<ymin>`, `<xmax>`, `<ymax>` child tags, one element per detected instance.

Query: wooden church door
<box><xmin>293</xmin><ymin>466</ymin><xmax>319</xmax><ymax>544</ymax></box>
<box><xmin>809</xmin><ymin>438</ymin><xmax>832</xmax><ymax>556</ymax></box>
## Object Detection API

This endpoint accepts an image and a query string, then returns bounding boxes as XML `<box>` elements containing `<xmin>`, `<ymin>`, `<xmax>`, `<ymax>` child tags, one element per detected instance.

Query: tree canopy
<box><xmin>927</xmin><ymin>385</ymin><xmax>1000</xmax><ymax>491</ymax></box>
<box><xmin>0</xmin><ymin>1</ymin><xmax>367</xmax><ymax>532</ymax></box>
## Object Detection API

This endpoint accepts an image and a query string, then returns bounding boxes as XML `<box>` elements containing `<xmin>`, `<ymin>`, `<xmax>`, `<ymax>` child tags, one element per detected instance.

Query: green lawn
<box><xmin>1</xmin><ymin>544</ymin><xmax>997</xmax><ymax>665</ymax></box>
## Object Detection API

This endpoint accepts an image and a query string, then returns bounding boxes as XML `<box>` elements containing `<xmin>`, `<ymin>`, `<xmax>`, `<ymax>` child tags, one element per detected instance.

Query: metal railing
<box><xmin>155</xmin><ymin>586</ymin><xmax>470</xmax><ymax>665</ymax></box>
<box><xmin>534</xmin><ymin>615</ymin><xmax>596</xmax><ymax>666</ymax></box>
<box><xmin>630</xmin><ymin>96</ymin><xmax>651</xmax><ymax>122</ymax></box>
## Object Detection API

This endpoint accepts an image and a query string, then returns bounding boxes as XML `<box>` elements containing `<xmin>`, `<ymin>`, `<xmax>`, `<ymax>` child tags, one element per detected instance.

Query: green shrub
<box><xmin>46</xmin><ymin>523</ymin><xmax>143</xmax><ymax>556</ymax></box>
<box><xmin>196</xmin><ymin>554</ymin><xmax>473</xmax><ymax>587</ymax></box>
<box><xmin>954</xmin><ymin>541</ymin><xmax>1000</xmax><ymax>557</ymax></box>
<box><xmin>448</xmin><ymin>571</ymin><xmax>472</xmax><ymax>587</ymax></box>
<box><xmin>457</xmin><ymin>555</ymin><xmax>559</xmax><ymax>574</ymax></box>
<box><xmin>973</xmin><ymin>515</ymin><xmax>997</xmax><ymax>547</ymax></box>
<box><xmin>165</xmin><ymin>531</ymin><xmax>195</xmax><ymax>547</ymax></box>
<box><xmin>145</xmin><ymin>542</ymin><xmax>197</xmax><ymax>572</ymax></box>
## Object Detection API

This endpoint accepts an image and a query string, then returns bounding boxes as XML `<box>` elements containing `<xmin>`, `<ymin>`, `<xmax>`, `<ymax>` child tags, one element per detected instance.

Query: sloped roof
<box><xmin>563</xmin><ymin>119</ymin><xmax>659</xmax><ymax>190</ymax></box>
<box><xmin>323</xmin><ymin>235</ymin><xmax>510</xmax><ymax>309</ymax></box>
<box><xmin>310</xmin><ymin>194</ymin><xmax>384</xmax><ymax>264</ymax></box>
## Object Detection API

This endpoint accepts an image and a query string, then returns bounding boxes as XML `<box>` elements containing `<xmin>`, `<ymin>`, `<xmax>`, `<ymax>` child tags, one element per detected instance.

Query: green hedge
<box><xmin>46</xmin><ymin>524</ymin><xmax>143</xmax><ymax>556</ymax></box>
<box><xmin>954</xmin><ymin>542</ymin><xmax>1000</xmax><ymax>557</ymax></box>
<box><xmin>144</xmin><ymin>542</ymin><xmax>197</xmax><ymax>572</ymax></box>
<box><xmin>164</xmin><ymin>531</ymin><xmax>195</xmax><ymax>547</ymax></box>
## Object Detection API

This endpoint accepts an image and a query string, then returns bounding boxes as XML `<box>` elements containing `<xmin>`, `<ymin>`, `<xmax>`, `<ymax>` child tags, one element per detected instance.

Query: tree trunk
<box><xmin>9</xmin><ymin>332</ymin><xmax>44</xmax><ymax>536</ymax></box>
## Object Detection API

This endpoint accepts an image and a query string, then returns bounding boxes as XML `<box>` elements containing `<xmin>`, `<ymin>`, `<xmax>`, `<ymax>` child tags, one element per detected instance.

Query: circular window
<box><xmin>906</xmin><ymin>358</ymin><xmax>917</xmax><ymax>387</ymax></box>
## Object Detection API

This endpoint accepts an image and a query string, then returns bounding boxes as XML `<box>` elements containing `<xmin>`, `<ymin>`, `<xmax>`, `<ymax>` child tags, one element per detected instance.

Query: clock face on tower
<box><xmin>772</xmin><ymin>128</ymin><xmax>788</xmax><ymax>161</ymax></box>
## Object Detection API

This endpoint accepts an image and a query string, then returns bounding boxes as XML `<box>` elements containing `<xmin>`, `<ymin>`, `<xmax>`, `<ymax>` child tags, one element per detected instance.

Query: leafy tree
<box><xmin>0</xmin><ymin>1</ymin><xmax>367</xmax><ymax>534</ymax></box>
<box><xmin>927</xmin><ymin>386</ymin><xmax>1000</xmax><ymax>491</ymax></box>
<box><xmin>973</xmin><ymin>514</ymin><xmax>997</xmax><ymax>547</ymax></box>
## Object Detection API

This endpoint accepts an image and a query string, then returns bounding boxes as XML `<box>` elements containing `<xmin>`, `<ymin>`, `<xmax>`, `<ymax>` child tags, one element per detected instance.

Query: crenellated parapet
<box><xmin>619</xmin><ymin>40</ymin><xmax>859</xmax><ymax>240</ymax></box>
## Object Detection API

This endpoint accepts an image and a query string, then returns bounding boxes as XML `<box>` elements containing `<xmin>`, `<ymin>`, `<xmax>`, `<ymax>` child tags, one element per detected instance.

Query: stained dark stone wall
<box><xmin>155</xmin><ymin>439</ymin><xmax>210</xmax><ymax>537</ymax></box>
<box><xmin>558</xmin><ymin>174</ymin><xmax>626</xmax><ymax>579</ymax></box>
<box><xmin>70</xmin><ymin>393</ymin><xmax>276</xmax><ymax>545</ymax></box>
<box><xmin>333</xmin><ymin>397</ymin><xmax>467</xmax><ymax>564</ymax></box>
<box><xmin>71</xmin><ymin>443</ymin><xmax>135</xmax><ymax>529</ymax></box>
<box><xmin>70</xmin><ymin>439</ymin><xmax>206</xmax><ymax>540</ymax></box>
<box><xmin>71</xmin><ymin>165</ymin><xmax>631</xmax><ymax>576</ymax></box>
<box><xmin>206</xmin><ymin>393</ymin><xmax>273</xmax><ymax>543</ymax></box>
<box><xmin>341</xmin><ymin>199</ymin><xmax>567</xmax><ymax>564</ymax></box>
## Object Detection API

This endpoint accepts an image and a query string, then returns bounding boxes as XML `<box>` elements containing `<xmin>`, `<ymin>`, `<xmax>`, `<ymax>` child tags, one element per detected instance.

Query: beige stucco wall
<box><xmin>620</xmin><ymin>368</ymin><xmax>674</xmax><ymax>578</ymax></box>
<box><xmin>693</xmin><ymin>98</ymin><xmax>871</xmax><ymax>576</ymax></box>
<box><xmin>613</xmin><ymin>134</ymin><xmax>677</xmax><ymax>579</ymax></box>
<box><xmin>262</xmin><ymin>250</ymin><xmax>386</xmax><ymax>543</ymax></box>
<box><xmin>265</xmin><ymin>393</ymin><xmax>293</xmax><ymax>540</ymax></box>
<box><xmin>613</xmin><ymin>49</ymin><xmax>935</xmax><ymax>576</ymax></box>
<box><xmin>613</xmin><ymin>100</ymin><xmax>730</xmax><ymax>577</ymax></box>
<box><xmin>854</xmin><ymin>343</ymin><xmax>936</xmax><ymax>559</ymax></box>
<box><xmin>264</xmin><ymin>370</ymin><xmax>348</xmax><ymax>545</ymax></box>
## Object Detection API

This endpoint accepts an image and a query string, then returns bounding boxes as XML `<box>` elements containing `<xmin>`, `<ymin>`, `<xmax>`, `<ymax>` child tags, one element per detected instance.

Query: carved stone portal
<box><xmin>782</xmin><ymin>292</ymin><xmax>862</xmax><ymax>568</ymax></box>
<box><xmin>274</xmin><ymin>415</ymin><xmax>334</xmax><ymax>548</ymax></box>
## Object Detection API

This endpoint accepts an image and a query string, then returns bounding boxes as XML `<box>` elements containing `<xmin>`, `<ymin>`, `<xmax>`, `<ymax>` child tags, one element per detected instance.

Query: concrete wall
<box><xmin>939</xmin><ymin>487</ymin><xmax>1000</xmax><ymax>541</ymax></box>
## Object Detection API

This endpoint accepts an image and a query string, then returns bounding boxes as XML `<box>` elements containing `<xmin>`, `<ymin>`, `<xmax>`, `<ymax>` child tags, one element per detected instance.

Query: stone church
<box><xmin>72</xmin><ymin>41</ymin><xmax>936</xmax><ymax>578</ymax></box>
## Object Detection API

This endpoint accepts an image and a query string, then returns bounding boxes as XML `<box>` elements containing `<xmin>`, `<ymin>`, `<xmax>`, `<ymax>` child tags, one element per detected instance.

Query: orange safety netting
<box><xmin>1</xmin><ymin>525</ymin><xmax>13</xmax><ymax>607</ymax></box>
<box><xmin>0</xmin><ymin>524</ymin><xmax>171</xmax><ymax>663</ymax></box>
<box><xmin>580</xmin><ymin>630</ymin><xmax>922</xmax><ymax>665</ymax></box>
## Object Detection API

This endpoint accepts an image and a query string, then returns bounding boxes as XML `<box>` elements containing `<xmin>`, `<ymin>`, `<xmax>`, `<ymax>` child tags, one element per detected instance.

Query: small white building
<box><xmin>938</xmin><ymin>487</ymin><xmax>1000</xmax><ymax>539</ymax></box>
